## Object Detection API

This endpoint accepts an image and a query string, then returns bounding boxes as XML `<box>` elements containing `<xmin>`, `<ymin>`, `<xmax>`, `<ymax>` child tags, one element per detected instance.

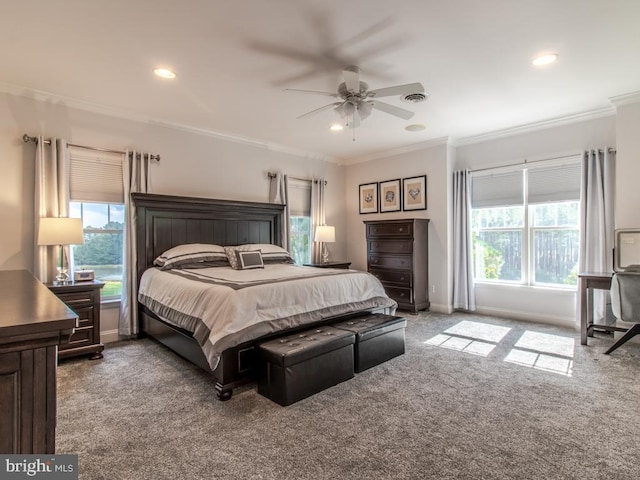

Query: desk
<box><xmin>578</xmin><ymin>271</ymin><xmax>623</xmax><ymax>345</ymax></box>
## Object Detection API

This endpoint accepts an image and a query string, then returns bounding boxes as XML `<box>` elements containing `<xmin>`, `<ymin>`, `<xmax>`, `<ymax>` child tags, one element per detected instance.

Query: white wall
<box><xmin>613</xmin><ymin>100</ymin><xmax>640</xmax><ymax>229</ymax></box>
<box><xmin>345</xmin><ymin>142</ymin><xmax>452</xmax><ymax>313</ymax></box>
<box><xmin>1</xmin><ymin>92</ymin><xmax>346</xmax><ymax>341</ymax></box>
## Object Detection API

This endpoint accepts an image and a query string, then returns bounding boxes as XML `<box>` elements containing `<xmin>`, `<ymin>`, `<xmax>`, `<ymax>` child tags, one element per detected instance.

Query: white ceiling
<box><xmin>2</xmin><ymin>0</ymin><xmax>639</xmax><ymax>163</ymax></box>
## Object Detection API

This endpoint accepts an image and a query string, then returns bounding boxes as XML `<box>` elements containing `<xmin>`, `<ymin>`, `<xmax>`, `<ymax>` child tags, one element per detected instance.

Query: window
<box><xmin>471</xmin><ymin>161</ymin><xmax>581</xmax><ymax>287</ymax></box>
<box><xmin>287</xmin><ymin>178</ymin><xmax>312</xmax><ymax>264</ymax></box>
<box><xmin>290</xmin><ymin>216</ymin><xmax>311</xmax><ymax>264</ymax></box>
<box><xmin>68</xmin><ymin>146</ymin><xmax>125</xmax><ymax>301</ymax></box>
<box><xmin>70</xmin><ymin>202</ymin><xmax>124</xmax><ymax>301</ymax></box>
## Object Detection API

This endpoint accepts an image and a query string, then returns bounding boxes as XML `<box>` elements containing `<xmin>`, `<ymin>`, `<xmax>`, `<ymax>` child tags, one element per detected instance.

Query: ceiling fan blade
<box><xmin>368</xmin><ymin>82</ymin><xmax>424</xmax><ymax>98</ymax></box>
<box><xmin>370</xmin><ymin>100</ymin><xmax>415</xmax><ymax>120</ymax></box>
<box><xmin>296</xmin><ymin>102</ymin><xmax>342</xmax><ymax>119</ymax></box>
<box><xmin>343</xmin><ymin>65</ymin><xmax>361</xmax><ymax>94</ymax></box>
<box><xmin>283</xmin><ymin>88</ymin><xmax>339</xmax><ymax>97</ymax></box>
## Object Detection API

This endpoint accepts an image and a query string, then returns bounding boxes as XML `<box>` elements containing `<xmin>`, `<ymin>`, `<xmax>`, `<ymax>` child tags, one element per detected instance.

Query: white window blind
<box><xmin>471</xmin><ymin>170</ymin><xmax>523</xmax><ymax>208</ymax></box>
<box><xmin>287</xmin><ymin>178</ymin><xmax>311</xmax><ymax>216</ymax></box>
<box><xmin>527</xmin><ymin>161</ymin><xmax>581</xmax><ymax>204</ymax></box>
<box><xmin>471</xmin><ymin>158</ymin><xmax>581</xmax><ymax>208</ymax></box>
<box><xmin>69</xmin><ymin>147</ymin><xmax>124</xmax><ymax>203</ymax></box>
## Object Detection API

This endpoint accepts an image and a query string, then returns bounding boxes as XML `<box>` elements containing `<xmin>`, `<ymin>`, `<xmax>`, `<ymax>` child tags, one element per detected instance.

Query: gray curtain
<box><xmin>579</xmin><ymin>148</ymin><xmax>616</xmax><ymax>325</ymax></box>
<box><xmin>311</xmin><ymin>178</ymin><xmax>327</xmax><ymax>263</ymax></box>
<box><xmin>269</xmin><ymin>172</ymin><xmax>290</xmax><ymax>252</ymax></box>
<box><xmin>119</xmin><ymin>151</ymin><xmax>151</xmax><ymax>336</ymax></box>
<box><xmin>33</xmin><ymin>137</ymin><xmax>70</xmax><ymax>283</ymax></box>
<box><xmin>452</xmin><ymin>170</ymin><xmax>475</xmax><ymax>311</ymax></box>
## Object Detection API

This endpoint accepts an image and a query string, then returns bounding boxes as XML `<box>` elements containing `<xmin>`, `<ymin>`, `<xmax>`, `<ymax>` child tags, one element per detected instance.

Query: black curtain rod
<box><xmin>22</xmin><ymin>134</ymin><xmax>160</xmax><ymax>162</ymax></box>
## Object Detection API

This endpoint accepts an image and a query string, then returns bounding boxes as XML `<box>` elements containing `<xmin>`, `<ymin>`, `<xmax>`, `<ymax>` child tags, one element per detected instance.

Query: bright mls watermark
<box><xmin>0</xmin><ymin>455</ymin><xmax>78</xmax><ymax>480</ymax></box>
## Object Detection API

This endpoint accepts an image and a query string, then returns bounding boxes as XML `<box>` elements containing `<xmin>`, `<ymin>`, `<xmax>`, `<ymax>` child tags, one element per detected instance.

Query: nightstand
<box><xmin>303</xmin><ymin>261</ymin><xmax>352</xmax><ymax>269</ymax></box>
<box><xmin>47</xmin><ymin>280</ymin><xmax>105</xmax><ymax>360</ymax></box>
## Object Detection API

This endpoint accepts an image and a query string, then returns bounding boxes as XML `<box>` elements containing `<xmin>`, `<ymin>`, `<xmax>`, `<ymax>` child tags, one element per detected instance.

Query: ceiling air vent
<box><xmin>401</xmin><ymin>92</ymin><xmax>429</xmax><ymax>103</ymax></box>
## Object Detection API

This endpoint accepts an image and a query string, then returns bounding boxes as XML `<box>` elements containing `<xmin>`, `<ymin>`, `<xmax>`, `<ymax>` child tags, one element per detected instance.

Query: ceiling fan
<box><xmin>284</xmin><ymin>65</ymin><xmax>425</xmax><ymax>129</ymax></box>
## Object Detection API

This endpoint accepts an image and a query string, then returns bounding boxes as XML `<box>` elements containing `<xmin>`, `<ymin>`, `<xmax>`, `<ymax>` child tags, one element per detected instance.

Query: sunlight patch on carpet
<box><xmin>423</xmin><ymin>321</ymin><xmax>575</xmax><ymax>375</ymax></box>
<box><xmin>423</xmin><ymin>320</ymin><xmax>510</xmax><ymax>357</ymax></box>
<box><xmin>504</xmin><ymin>331</ymin><xmax>575</xmax><ymax>376</ymax></box>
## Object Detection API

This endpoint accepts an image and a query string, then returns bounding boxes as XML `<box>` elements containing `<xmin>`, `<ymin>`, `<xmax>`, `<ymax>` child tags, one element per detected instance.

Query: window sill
<box><xmin>474</xmin><ymin>281</ymin><xmax>577</xmax><ymax>295</ymax></box>
<box><xmin>100</xmin><ymin>299</ymin><xmax>121</xmax><ymax>309</ymax></box>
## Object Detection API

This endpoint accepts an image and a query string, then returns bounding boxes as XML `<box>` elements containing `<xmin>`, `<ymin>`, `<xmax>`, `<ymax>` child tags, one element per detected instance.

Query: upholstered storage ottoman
<box><xmin>257</xmin><ymin>326</ymin><xmax>355</xmax><ymax>406</ymax></box>
<box><xmin>332</xmin><ymin>314</ymin><xmax>407</xmax><ymax>372</ymax></box>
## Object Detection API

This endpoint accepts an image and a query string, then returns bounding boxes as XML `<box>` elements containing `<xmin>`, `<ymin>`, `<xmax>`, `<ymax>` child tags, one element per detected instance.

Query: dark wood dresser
<box><xmin>364</xmin><ymin>219</ymin><xmax>430</xmax><ymax>313</ymax></box>
<box><xmin>0</xmin><ymin>270</ymin><xmax>77</xmax><ymax>454</ymax></box>
<box><xmin>47</xmin><ymin>281</ymin><xmax>104</xmax><ymax>360</ymax></box>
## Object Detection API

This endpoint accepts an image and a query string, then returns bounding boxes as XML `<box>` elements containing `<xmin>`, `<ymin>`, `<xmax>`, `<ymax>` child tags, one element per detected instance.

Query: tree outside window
<box><xmin>70</xmin><ymin>202</ymin><xmax>124</xmax><ymax>300</ymax></box>
<box><xmin>290</xmin><ymin>216</ymin><xmax>311</xmax><ymax>264</ymax></box>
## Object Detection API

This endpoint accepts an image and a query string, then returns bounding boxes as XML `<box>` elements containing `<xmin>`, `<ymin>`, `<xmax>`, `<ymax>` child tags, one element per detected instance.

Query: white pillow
<box><xmin>154</xmin><ymin>244</ymin><xmax>229</xmax><ymax>270</ymax></box>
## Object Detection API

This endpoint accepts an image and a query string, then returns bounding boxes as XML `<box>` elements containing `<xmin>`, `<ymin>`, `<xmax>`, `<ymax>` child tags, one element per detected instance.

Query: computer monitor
<box><xmin>614</xmin><ymin>229</ymin><xmax>640</xmax><ymax>272</ymax></box>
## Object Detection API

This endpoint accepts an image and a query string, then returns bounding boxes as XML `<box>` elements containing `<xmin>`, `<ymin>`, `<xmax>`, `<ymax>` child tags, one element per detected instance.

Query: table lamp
<box><xmin>314</xmin><ymin>225</ymin><xmax>335</xmax><ymax>263</ymax></box>
<box><xmin>37</xmin><ymin>217</ymin><xmax>84</xmax><ymax>284</ymax></box>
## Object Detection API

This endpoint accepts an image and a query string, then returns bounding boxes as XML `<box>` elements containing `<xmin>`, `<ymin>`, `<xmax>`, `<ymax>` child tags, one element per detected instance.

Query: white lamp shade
<box><xmin>314</xmin><ymin>225</ymin><xmax>335</xmax><ymax>243</ymax></box>
<box><xmin>37</xmin><ymin>217</ymin><xmax>84</xmax><ymax>246</ymax></box>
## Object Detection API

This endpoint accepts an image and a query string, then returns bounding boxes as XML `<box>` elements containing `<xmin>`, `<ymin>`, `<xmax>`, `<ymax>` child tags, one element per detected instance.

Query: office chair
<box><xmin>606</xmin><ymin>271</ymin><xmax>640</xmax><ymax>354</ymax></box>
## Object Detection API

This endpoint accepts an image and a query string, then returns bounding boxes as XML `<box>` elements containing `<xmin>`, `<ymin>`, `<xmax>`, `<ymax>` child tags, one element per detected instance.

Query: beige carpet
<box><xmin>56</xmin><ymin>311</ymin><xmax>640</xmax><ymax>479</ymax></box>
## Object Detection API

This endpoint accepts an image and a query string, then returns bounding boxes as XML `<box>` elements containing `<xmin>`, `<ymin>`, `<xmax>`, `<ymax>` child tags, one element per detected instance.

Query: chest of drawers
<box><xmin>364</xmin><ymin>219</ymin><xmax>430</xmax><ymax>313</ymax></box>
<box><xmin>47</xmin><ymin>280</ymin><xmax>105</xmax><ymax>360</ymax></box>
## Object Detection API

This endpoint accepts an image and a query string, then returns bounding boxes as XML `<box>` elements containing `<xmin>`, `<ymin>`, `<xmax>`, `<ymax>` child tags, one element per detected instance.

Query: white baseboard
<box><xmin>428</xmin><ymin>303</ymin><xmax>453</xmax><ymax>314</ymax></box>
<box><xmin>473</xmin><ymin>305</ymin><xmax>576</xmax><ymax>329</ymax></box>
<box><xmin>101</xmin><ymin>329</ymin><xmax>121</xmax><ymax>344</ymax></box>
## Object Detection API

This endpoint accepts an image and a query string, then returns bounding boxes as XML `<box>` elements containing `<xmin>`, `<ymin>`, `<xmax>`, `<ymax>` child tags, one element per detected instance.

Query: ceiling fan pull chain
<box><xmin>352</xmin><ymin>115</ymin><xmax>356</xmax><ymax>142</ymax></box>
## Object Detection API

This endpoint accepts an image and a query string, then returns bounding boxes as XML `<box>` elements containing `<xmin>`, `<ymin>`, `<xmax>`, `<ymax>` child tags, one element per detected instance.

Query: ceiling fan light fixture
<box><xmin>357</xmin><ymin>101</ymin><xmax>373</xmax><ymax>120</ymax></box>
<box><xmin>532</xmin><ymin>52</ymin><xmax>558</xmax><ymax>66</ymax></box>
<box><xmin>153</xmin><ymin>67</ymin><xmax>176</xmax><ymax>79</ymax></box>
<box><xmin>330</xmin><ymin>124</ymin><xmax>343</xmax><ymax>131</ymax></box>
<box><xmin>405</xmin><ymin>124</ymin><xmax>426</xmax><ymax>132</ymax></box>
<box><xmin>334</xmin><ymin>101</ymin><xmax>356</xmax><ymax>119</ymax></box>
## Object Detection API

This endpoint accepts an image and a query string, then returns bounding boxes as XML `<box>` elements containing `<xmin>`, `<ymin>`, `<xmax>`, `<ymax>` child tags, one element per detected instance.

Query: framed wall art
<box><xmin>359</xmin><ymin>182</ymin><xmax>378</xmax><ymax>214</ymax></box>
<box><xmin>402</xmin><ymin>175</ymin><xmax>427</xmax><ymax>211</ymax></box>
<box><xmin>379</xmin><ymin>179</ymin><xmax>401</xmax><ymax>212</ymax></box>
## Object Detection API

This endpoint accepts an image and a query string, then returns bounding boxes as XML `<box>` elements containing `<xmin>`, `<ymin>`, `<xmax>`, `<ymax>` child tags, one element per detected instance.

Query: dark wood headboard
<box><xmin>131</xmin><ymin>193</ymin><xmax>285</xmax><ymax>283</ymax></box>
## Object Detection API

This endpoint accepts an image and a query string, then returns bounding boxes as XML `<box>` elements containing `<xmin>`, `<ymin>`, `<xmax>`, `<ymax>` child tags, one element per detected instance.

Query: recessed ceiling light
<box><xmin>153</xmin><ymin>67</ymin><xmax>176</xmax><ymax>79</ymax></box>
<box><xmin>330</xmin><ymin>124</ymin><xmax>344</xmax><ymax>131</ymax></box>
<box><xmin>405</xmin><ymin>124</ymin><xmax>426</xmax><ymax>132</ymax></box>
<box><xmin>532</xmin><ymin>53</ymin><xmax>558</xmax><ymax>66</ymax></box>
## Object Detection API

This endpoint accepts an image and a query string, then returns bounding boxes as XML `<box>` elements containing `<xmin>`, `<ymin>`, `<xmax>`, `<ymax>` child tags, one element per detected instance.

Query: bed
<box><xmin>132</xmin><ymin>193</ymin><xmax>396</xmax><ymax>400</ymax></box>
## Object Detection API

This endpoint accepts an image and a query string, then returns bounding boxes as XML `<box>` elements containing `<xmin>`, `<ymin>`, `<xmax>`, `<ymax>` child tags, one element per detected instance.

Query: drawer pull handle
<box><xmin>399</xmin><ymin>227</ymin><xmax>404</xmax><ymax>232</ymax></box>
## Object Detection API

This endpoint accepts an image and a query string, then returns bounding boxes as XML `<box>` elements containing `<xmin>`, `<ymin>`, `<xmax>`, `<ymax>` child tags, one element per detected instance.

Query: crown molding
<box><xmin>609</xmin><ymin>90</ymin><xmax>640</xmax><ymax>107</ymax></box>
<box><xmin>0</xmin><ymin>81</ymin><xmax>339</xmax><ymax>165</ymax></box>
<box><xmin>344</xmin><ymin>137</ymin><xmax>451</xmax><ymax>165</ymax></box>
<box><xmin>453</xmin><ymin>107</ymin><xmax>616</xmax><ymax>147</ymax></box>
